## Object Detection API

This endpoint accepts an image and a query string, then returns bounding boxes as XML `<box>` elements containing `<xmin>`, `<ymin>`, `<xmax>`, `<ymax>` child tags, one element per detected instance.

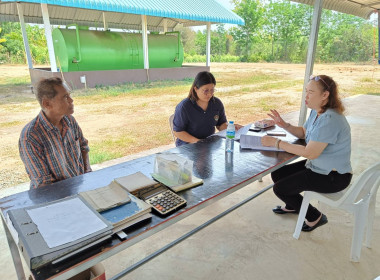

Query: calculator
<box><xmin>137</xmin><ymin>183</ymin><xmax>187</xmax><ymax>216</ymax></box>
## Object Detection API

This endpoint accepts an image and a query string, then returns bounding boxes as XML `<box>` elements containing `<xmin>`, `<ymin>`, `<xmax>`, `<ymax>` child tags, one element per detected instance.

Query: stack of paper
<box><xmin>80</xmin><ymin>176</ymin><xmax>153</xmax><ymax>233</ymax></box>
<box><xmin>79</xmin><ymin>182</ymin><xmax>131</xmax><ymax>212</ymax></box>
<box><xmin>7</xmin><ymin>196</ymin><xmax>113</xmax><ymax>269</ymax></box>
<box><xmin>114</xmin><ymin>172</ymin><xmax>157</xmax><ymax>195</ymax></box>
<box><xmin>99</xmin><ymin>192</ymin><xmax>152</xmax><ymax>233</ymax></box>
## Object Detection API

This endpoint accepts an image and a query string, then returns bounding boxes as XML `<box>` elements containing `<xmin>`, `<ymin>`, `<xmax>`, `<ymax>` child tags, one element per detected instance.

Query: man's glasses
<box><xmin>310</xmin><ymin>75</ymin><xmax>329</xmax><ymax>89</ymax></box>
<box><xmin>201</xmin><ymin>88</ymin><xmax>216</xmax><ymax>95</ymax></box>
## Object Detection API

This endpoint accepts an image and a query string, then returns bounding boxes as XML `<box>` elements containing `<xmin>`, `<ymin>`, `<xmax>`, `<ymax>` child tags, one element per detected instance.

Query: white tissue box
<box><xmin>154</xmin><ymin>154</ymin><xmax>193</xmax><ymax>186</ymax></box>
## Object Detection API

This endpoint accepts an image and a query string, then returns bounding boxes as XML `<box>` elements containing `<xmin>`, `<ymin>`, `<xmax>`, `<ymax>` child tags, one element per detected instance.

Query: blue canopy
<box><xmin>0</xmin><ymin>0</ymin><xmax>245</xmax><ymax>29</ymax></box>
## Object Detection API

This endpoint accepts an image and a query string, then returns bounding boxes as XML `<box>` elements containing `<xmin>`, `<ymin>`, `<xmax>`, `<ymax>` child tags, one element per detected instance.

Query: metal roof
<box><xmin>0</xmin><ymin>0</ymin><xmax>245</xmax><ymax>30</ymax></box>
<box><xmin>291</xmin><ymin>0</ymin><xmax>378</xmax><ymax>19</ymax></box>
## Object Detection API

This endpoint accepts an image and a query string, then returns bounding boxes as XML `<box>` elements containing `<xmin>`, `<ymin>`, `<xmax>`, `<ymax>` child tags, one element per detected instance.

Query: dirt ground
<box><xmin>0</xmin><ymin>62</ymin><xmax>379</xmax><ymax>189</ymax></box>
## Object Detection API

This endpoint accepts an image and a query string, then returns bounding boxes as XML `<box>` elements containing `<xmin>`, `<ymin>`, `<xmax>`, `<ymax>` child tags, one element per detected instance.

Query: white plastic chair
<box><xmin>293</xmin><ymin>161</ymin><xmax>380</xmax><ymax>262</ymax></box>
<box><xmin>169</xmin><ymin>114</ymin><xmax>176</xmax><ymax>142</ymax></box>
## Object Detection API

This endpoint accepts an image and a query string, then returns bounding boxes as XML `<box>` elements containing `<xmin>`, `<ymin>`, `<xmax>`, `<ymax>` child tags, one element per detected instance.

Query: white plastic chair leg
<box><xmin>293</xmin><ymin>194</ymin><xmax>311</xmax><ymax>239</ymax></box>
<box><xmin>350</xmin><ymin>204</ymin><xmax>368</xmax><ymax>262</ymax></box>
<box><xmin>365</xmin><ymin>197</ymin><xmax>376</xmax><ymax>248</ymax></box>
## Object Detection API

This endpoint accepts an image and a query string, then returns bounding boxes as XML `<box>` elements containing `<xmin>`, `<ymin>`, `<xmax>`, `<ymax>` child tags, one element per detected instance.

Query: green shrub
<box><xmin>184</xmin><ymin>53</ymin><xmax>241</xmax><ymax>63</ymax></box>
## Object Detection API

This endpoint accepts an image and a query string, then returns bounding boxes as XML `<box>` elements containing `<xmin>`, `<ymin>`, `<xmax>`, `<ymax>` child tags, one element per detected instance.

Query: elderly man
<box><xmin>19</xmin><ymin>77</ymin><xmax>92</xmax><ymax>189</ymax></box>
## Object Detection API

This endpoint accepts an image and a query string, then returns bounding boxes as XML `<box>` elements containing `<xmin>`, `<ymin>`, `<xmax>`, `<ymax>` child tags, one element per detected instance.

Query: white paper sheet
<box><xmin>214</xmin><ymin>123</ymin><xmax>251</xmax><ymax>140</ymax></box>
<box><xmin>27</xmin><ymin>197</ymin><xmax>108</xmax><ymax>248</ymax></box>
<box><xmin>240</xmin><ymin>135</ymin><xmax>284</xmax><ymax>151</ymax></box>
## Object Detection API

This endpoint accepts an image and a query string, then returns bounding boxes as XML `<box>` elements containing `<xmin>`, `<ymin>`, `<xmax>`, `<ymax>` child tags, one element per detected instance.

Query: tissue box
<box><xmin>154</xmin><ymin>154</ymin><xmax>193</xmax><ymax>186</ymax></box>
<box><xmin>254</xmin><ymin>119</ymin><xmax>275</xmax><ymax>129</ymax></box>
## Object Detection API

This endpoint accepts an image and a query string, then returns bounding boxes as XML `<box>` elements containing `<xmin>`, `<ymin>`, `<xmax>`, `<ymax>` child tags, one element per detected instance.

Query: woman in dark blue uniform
<box><xmin>173</xmin><ymin>71</ymin><xmax>241</xmax><ymax>146</ymax></box>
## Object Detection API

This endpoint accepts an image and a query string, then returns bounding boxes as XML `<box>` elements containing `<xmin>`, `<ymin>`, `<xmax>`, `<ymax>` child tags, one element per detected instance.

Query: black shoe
<box><xmin>302</xmin><ymin>214</ymin><xmax>328</xmax><ymax>232</ymax></box>
<box><xmin>272</xmin><ymin>205</ymin><xmax>298</xmax><ymax>214</ymax></box>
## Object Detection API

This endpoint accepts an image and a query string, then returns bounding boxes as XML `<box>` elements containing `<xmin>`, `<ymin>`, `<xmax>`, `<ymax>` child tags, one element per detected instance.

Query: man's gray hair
<box><xmin>35</xmin><ymin>77</ymin><xmax>64</xmax><ymax>106</ymax></box>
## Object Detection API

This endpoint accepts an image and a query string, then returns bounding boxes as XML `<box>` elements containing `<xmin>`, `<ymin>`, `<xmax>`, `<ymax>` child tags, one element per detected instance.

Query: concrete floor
<box><xmin>1</xmin><ymin>95</ymin><xmax>379</xmax><ymax>280</ymax></box>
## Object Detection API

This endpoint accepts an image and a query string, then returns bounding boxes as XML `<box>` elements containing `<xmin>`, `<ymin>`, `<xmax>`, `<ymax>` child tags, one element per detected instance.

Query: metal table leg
<box><xmin>110</xmin><ymin>183</ymin><xmax>274</xmax><ymax>280</ymax></box>
<box><xmin>2</xmin><ymin>215</ymin><xmax>26</xmax><ymax>280</ymax></box>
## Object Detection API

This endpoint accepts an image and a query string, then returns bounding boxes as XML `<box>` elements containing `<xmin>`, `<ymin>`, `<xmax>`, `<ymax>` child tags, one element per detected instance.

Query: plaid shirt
<box><xmin>19</xmin><ymin>111</ymin><xmax>90</xmax><ymax>189</ymax></box>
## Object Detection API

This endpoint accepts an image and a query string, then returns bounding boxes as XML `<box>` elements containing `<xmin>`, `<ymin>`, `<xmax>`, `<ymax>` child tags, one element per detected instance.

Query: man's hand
<box><xmin>82</xmin><ymin>150</ymin><xmax>92</xmax><ymax>173</ymax></box>
<box><xmin>234</xmin><ymin>123</ymin><xmax>243</xmax><ymax>131</ymax></box>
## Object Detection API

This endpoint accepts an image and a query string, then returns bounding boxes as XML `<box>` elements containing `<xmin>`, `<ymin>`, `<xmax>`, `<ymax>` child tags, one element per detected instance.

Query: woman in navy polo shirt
<box><xmin>173</xmin><ymin>71</ymin><xmax>240</xmax><ymax>146</ymax></box>
<box><xmin>261</xmin><ymin>74</ymin><xmax>352</xmax><ymax>232</ymax></box>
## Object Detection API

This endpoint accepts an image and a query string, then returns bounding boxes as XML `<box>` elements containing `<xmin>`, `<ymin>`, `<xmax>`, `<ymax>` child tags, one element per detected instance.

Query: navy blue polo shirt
<box><xmin>173</xmin><ymin>97</ymin><xmax>227</xmax><ymax>146</ymax></box>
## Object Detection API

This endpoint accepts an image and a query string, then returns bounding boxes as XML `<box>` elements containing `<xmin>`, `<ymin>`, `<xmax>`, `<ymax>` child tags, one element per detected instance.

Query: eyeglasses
<box><xmin>201</xmin><ymin>88</ymin><xmax>216</xmax><ymax>95</ymax></box>
<box><xmin>310</xmin><ymin>75</ymin><xmax>330</xmax><ymax>89</ymax></box>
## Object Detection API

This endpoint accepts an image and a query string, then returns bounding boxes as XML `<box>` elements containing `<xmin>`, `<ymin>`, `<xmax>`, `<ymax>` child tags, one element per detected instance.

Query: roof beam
<box><xmin>41</xmin><ymin>4</ymin><xmax>57</xmax><ymax>72</ymax></box>
<box><xmin>361</xmin><ymin>1</ymin><xmax>380</xmax><ymax>7</ymax></box>
<box><xmin>71</xmin><ymin>7</ymin><xmax>78</xmax><ymax>23</ymax></box>
<box><xmin>163</xmin><ymin>18</ymin><xmax>167</xmax><ymax>32</ymax></box>
<box><xmin>16</xmin><ymin>3</ymin><xmax>33</xmax><ymax>69</ymax></box>
<box><xmin>96</xmin><ymin>11</ymin><xmax>103</xmax><ymax>29</ymax></box>
<box><xmin>103</xmin><ymin>12</ymin><xmax>108</xmax><ymax>30</ymax></box>
<box><xmin>157</xmin><ymin>17</ymin><xmax>168</xmax><ymax>32</ymax></box>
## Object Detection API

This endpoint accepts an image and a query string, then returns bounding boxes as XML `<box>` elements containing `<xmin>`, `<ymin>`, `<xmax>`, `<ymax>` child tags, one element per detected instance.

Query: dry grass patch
<box><xmin>1</xmin><ymin>63</ymin><xmax>380</xmax><ymax>189</ymax></box>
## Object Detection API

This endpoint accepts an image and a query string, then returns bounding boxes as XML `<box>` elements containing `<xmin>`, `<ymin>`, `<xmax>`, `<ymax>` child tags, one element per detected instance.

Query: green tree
<box><xmin>0</xmin><ymin>28</ymin><xmax>5</xmax><ymax>44</ymax></box>
<box><xmin>211</xmin><ymin>24</ymin><xmax>228</xmax><ymax>55</ymax></box>
<box><xmin>28</xmin><ymin>25</ymin><xmax>48</xmax><ymax>64</ymax></box>
<box><xmin>195</xmin><ymin>30</ymin><xmax>207</xmax><ymax>55</ymax></box>
<box><xmin>230</xmin><ymin>0</ymin><xmax>264</xmax><ymax>60</ymax></box>
<box><xmin>262</xmin><ymin>1</ymin><xmax>312</xmax><ymax>62</ymax></box>
<box><xmin>175</xmin><ymin>26</ymin><xmax>197</xmax><ymax>55</ymax></box>
<box><xmin>0</xmin><ymin>27</ymin><xmax>6</xmax><ymax>61</ymax></box>
<box><xmin>317</xmin><ymin>11</ymin><xmax>373</xmax><ymax>62</ymax></box>
<box><xmin>0</xmin><ymin>22</ymin><xmax>48</xmax><ymax>64</ymax></box>
<box><xmin>191</xmin><ymin>25</ymin><xmax>234</xmax><ymax>57</ymax></box>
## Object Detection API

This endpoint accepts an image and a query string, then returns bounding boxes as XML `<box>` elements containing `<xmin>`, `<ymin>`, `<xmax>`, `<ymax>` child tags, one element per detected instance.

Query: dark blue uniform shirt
<box><xmin>173</xmin><ymin>97</ymin><xmax>227</xmax><ymax>146</ymax></box>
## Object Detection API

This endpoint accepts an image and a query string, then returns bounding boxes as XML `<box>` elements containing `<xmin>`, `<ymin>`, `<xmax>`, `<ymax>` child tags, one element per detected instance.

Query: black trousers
<box><xmin>271</xmin><ymin>160</ymin><xmax>352</xmax><ymax>222</ymax></box>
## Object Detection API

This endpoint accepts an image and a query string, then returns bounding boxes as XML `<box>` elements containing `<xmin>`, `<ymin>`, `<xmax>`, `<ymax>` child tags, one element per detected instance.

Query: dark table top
<box><xmin>0</xmin><ymin>132</ymin><xmax>300</xmax><ymax>279</ymax></box>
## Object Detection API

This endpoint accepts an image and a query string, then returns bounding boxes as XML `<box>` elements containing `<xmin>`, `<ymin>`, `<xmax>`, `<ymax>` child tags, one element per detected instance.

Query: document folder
<box><xmin>6</xmin><ymin>195</ymin><xmax>113</xmax><ymax>270</ymax></box>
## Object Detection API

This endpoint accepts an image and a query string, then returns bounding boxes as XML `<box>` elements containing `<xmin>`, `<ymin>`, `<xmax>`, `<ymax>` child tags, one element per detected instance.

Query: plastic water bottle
<box><xmin>225</xmin><ymin>121</ymin><xmax>235</xmax><ymax>152</ymax></box>
<box><xmin>225</xmin><ymin>151</ymin><xmax>234</xmax><ymax>177</ymax></box>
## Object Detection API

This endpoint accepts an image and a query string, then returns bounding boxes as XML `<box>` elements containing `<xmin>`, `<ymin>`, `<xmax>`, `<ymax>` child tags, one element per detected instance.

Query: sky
<box><xmin>217</xmin><ymin>0</ymin><xmax>234</xmax><ymax>10</ymax></box>
<box><xmin>191</xmin><ymin>0</ymin><xmax>236</xmax><ymax>31</ymax></box>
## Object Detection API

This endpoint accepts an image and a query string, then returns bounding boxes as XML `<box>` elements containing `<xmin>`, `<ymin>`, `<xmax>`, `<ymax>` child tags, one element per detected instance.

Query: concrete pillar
<box><xmin>141</xmin><ymin>14</ymin><xmax>149</xmax><ymax>81</ymax></box>
<box><xmin>206</xmin><ymin>22</ymin><xmax>211</xmax><ymax>67</ymax></box>
<box><xmin>298</xmin><ymin>0</ymin><xmax>323</xmax><ymax>125</ymax></box>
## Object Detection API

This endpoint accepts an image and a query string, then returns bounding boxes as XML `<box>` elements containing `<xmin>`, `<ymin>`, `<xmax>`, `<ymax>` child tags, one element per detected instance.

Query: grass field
<box><xmin>0</xmin><ymin>62</ymin><xmax>379</xmax><ymax>189</ymax></box>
